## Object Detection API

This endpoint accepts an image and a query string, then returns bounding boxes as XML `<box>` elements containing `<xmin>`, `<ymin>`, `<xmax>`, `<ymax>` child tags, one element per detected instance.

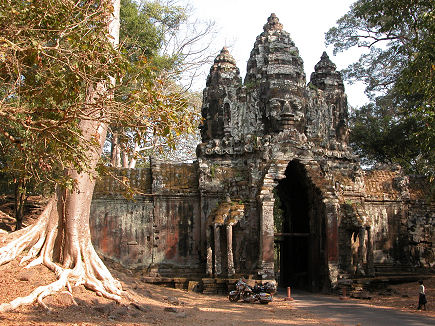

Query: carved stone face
<box><xmin>264</xmin><ymin>92</ymin><xmax>304</xmax><ymax>132</ymax></box>
<box><xmin>281</xmin><ymin>100</ymin><xmax>291</xmax><ymax>114</ymax></box>
<box><xmin>268</xmin><ymin>98</ymin><xmax>282</xmax><ymax>119</ymax></box>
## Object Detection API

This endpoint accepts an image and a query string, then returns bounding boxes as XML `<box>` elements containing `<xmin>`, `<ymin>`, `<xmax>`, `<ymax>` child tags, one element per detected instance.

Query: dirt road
<box><xmin>291</xmin><ymin>290</ymin><xmax>435</xmax><ymax>326</ymax></box>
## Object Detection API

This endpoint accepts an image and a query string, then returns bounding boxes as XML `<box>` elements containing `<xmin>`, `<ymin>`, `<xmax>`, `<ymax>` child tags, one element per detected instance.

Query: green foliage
<box><xmin>107</xmin><ymin>0</ymin><xmax>204</xmax><ymax>167</ymax></box>
<box><xmin>326</xmin><ymin>0</ymin><xmax>434</xmax><ymax>180</ymax></box>
<box><xmin>349</xmin><ymin>99</ymin><xmax>428</xmax><ymax>173</ymax></box>
<box><xmin>0</xmin><ymin>0</ymin><xmax>198</xmax><ymax>193</ymax></box>
<box><xmin>120</xmin><ymin>0</ymin><xmax>187</xmax><ymax>71</ymax></box>
<box><xmin>0</xmin><ymin>0</ymin><xmax>117</xmax><ymax>189</ymax></box>
<box><xmin>210</xmin><ymin>164</ymin><xmax>217</xmax><ymax>178</ymax></box>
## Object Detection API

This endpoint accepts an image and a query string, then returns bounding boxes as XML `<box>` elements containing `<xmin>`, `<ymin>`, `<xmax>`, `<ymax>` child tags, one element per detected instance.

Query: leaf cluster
<box><xmin>0</xmin><ymin>0</ymin><xmax>198</xmax><ymax>191</ymax></box>
<box><xmin>120</xmin><ymin>0</ymin><xmax>187</xmax><ymax>71</ymax></box>
<box><xmin>326</xmin><ymin>0</ymin><xmax>434</xmax><ymax>181</ymax></box>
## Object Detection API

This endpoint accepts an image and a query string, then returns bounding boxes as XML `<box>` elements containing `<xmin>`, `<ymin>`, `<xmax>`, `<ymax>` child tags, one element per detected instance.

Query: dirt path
<box><xmin>291</xmin><ymin>290</ymin><xmax>435</xmax><ymax>326</ymax></box>
<box><xmin>0</xmin><ymin>256</ymin><xmax>433</xmax><ymax>326</ymax></box>
<box><xmin>0</xmin><ymin>257</ymin><xmax>338</xmax><ymax>326</ymax></box>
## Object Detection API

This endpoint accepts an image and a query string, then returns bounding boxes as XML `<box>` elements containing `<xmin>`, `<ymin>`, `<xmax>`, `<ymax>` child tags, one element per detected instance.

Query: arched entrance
<box><xmin>273</xmin><ymin>160</ymin><xmax>326</xmax><ymax>292</ymax></box>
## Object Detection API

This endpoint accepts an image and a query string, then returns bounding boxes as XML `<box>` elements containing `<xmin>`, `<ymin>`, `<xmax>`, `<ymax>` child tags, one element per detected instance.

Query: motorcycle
<box><xmin>228</xmin><ymin>279</ymin><xmax>275</xmax><ymax>304</ymax></box>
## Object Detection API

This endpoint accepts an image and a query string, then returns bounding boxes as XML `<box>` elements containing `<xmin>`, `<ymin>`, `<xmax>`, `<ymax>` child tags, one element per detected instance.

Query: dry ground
<box><xmin>0</xmin><ymin>195</ymin><xmax>433</xmax><ymax>325</ymax></box>
<box><xmin>0</xmin><ymin>258</ymin><xmax>433</xmax><ymax>326</ymax></box>
<box><xmin>0</xmin><ymin>257</ymin><xmax>341</xmax><ymax>326</ymax></box>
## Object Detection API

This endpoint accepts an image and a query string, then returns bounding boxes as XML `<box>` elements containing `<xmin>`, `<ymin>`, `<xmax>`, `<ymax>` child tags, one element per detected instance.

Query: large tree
<box><xmin>326</xmin><ymin>0</ymin><xmax>434</xmax><ymax>179</ymax></box>
<box><xmin>0</xmin><ymin>0</ymin><xmax>197</xmax><ymax>310</ymax></box>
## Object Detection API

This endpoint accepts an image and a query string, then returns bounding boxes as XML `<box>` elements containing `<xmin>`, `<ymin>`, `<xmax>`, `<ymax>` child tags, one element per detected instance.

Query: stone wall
<box><xmin>89</xmin><ymin>14</ymin><xmax>434</xmax><ymax>291</ymax></box>
<box><xmin>337</xmin><ymin>170</ymin><xmax>434</xmax><ymax>277</ymax></box>
<box><xmin>90</xmin><ymin>162</ymin><xmax>203</xmax><ymax>277</ymax></box>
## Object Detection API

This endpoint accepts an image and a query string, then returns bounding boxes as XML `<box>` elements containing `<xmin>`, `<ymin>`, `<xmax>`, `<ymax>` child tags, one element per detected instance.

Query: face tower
<box><xmin>89</xmin><ymin>13</ymin><xmax>434</xmax><ymax>294</ymax></box>
<box><xmin>198</xmin><ymin>14</ymin><xmax>364</xmax><ymax>291</ymax></box>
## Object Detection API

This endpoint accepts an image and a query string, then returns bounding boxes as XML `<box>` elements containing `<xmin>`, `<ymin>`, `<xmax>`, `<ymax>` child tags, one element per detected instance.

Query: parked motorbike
<box><xmin>228</xmin><ymin>279</ymin><xmax>275</xmax><ymax>304</ymax></box>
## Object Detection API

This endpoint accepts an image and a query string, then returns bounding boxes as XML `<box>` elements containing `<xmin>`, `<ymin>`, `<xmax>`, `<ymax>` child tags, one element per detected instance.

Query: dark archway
<box><xmin>274</xmin><ymin>160</ymin><xmax>326</xmax><ymax>292</ymax></box>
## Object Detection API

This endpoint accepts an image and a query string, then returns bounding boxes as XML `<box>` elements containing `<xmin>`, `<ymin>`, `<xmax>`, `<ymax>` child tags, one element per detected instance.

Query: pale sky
<box><xmin>185</xmin><ymin>0</ymin><xmax>368</xmax><ymax>108</ymax></box>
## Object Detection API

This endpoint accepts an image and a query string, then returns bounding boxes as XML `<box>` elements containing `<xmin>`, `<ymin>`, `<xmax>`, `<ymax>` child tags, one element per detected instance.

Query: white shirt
<box><xmin>419</xmin><ymin>284</ymin><xmax>425</xmax><ymax>294</ymax></box>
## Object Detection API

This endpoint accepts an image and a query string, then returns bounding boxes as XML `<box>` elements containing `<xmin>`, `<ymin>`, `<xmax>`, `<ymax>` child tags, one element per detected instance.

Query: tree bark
<box><xmin>0</xmin><ymin>0</ymin><xmax>123</xmax><ymax>311</ymax></box>
<box><xmin>14</xmin><ymin>180</ymin><xmax>26</xmax><ymax>231</ymax></box>
<box><xmin>111</xmin><ymin>130</ymin><xmax>121</xmax><ymax>167</ymax></box>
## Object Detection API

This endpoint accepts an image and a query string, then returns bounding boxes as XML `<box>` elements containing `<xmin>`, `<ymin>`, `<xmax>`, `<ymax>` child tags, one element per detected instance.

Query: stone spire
<box><xmin>308</xmin><ymin>52</ymin><xmax>349</xmax><ymax>146</ymax></box>
<box><xmin>246</xmin><ymin>14</ymin><xmax>305</xmax><ymax>87</ymax></box>
<box><xmin>245</xmin><ymin>13</ymin><xmax>306</xmax><ymax>133</ymax></box>
<box><xmin>206</xmin><ymin>47</ymin><xmax>240</xmax><ymax>87</ymax></box>
<box><xmin>201</xmin><ymin>47</ymin><xmax>241</xmax><ymax>141</ymax></box>
<box><xmin>263</xmin><ymin>13</ymin><xmax>283</xmax><ymax>32</ymax></box>
<box><xmin>213</xmin><ymin>47</ymin><xmax>237</xmax><ymax>68</ymax></box>
<box><xmin>310</xmin><ymin>51</ymin><xmax>344</xmax><ymax>92</ymax></box>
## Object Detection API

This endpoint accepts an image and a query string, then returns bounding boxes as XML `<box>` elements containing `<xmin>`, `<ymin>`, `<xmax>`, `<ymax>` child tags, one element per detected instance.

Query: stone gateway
<box><xmin>90</xmin><ymin>14</ymin><xmax>434</xmax><ymax>292</ymax></box>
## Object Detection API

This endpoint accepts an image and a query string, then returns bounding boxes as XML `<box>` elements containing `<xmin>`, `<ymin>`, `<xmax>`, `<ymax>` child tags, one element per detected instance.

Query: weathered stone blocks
<box><xmin>90</xmin><ymin>14</ymin><xmax>434</xmax><ymax>292</ymax></box>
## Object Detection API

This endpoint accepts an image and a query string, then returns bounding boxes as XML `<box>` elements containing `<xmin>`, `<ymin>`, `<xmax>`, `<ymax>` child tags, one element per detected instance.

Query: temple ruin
<box><xmin>90</xmin><ymin>14</ymin><xmax>434</xmax><ymax>292</ymax></box>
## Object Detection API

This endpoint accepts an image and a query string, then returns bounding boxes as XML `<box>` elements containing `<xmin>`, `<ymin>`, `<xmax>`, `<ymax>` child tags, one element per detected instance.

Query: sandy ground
<box><xmin>0</xmin><ymin>196</ymin><xmax>433</xmax><ymax>325</ymax></box>
<box><xmin>0</xmin><ymin>257</ymin><xmax>342</xmax><ymax>326</ymax></box>
<box><xmin>0</xmin><ymin>257</ymin><xmax>433</xmax><ymax>326</ymax></box>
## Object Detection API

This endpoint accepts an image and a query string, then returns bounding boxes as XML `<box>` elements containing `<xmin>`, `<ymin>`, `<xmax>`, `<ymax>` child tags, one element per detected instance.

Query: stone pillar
<box><xmin>227</xmin><ymin>224</ymin><xmax>235</xmax><ymax>276</ymax></box>
<box><xmin>366</xmin><ymin>226</ymin><xmax>375</xmax><ymax>276</ymax></box>
<box><xmin>326</xmin><ymin>201</ymin><xmax>339</xmax><ymax>288</ymax></box>
<box><xmin>206</xmin><ymin>226</ymin><xmax>213</xmax><ymax>276</ymax></box>
<box><xmin>214</xmin><ymin>224</ymin><xmax>222</xmax><ymax>276</ymax></box>
<box><xmin>259</xmin><ymin>198</ymin><xmax>275</xmax><ymax>279</ymax></box>
<box><xmin>326</xmin><ymin>202</ymin><xmax>339</xmax><ymax>262</ymax></box>
<box><xmin>356</xmin><ymin>227</ymin><xmax>366</xmax><ymax>275</ymax></box>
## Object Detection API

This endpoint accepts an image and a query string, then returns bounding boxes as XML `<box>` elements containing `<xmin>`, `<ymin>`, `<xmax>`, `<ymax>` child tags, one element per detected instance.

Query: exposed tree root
<box><xmin>0</xmin><ymin>199</ymin><xmax>53</xmax><ymax>266</ymax></box>
<box><xmin>0</xmin><ymin>198</ymin><xmax>123</xmax><ymax>312</ymax></box>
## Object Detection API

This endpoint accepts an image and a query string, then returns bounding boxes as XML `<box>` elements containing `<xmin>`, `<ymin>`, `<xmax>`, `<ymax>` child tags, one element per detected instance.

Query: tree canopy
<box><xmin>326</xmin><ymin>0</ymin><xmax>434</xmax><ymax>180</ymax></box>
<box><xmin>0</xmin><ymin>0</ymin><xmax>209</xmax><ymax>310</ymax></box>
<box><xmin>108</xmin><ymin>0</ymin><xmax>209</xmax><ymax>168</ymax></box>
<box><xmin>0</xmin><ymin>0</ymin><xmax>199</xmax><ymax>191</ymax></box>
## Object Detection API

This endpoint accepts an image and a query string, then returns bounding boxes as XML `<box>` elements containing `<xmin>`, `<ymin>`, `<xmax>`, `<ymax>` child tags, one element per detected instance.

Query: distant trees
<box><xmin>108</xmin><ymin>0</ymin><xmax>214</xmax><ymax>168</ymax></box>
<box><xmin>326</xmin><ymin>0</ymin><xmax>434</xmax><ymax>181</ymax></box>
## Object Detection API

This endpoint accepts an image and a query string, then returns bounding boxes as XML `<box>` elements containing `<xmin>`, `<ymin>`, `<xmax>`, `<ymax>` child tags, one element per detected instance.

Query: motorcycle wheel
<box><xmin>258</xmin><ymin>293</ymin><xmax>273</xmax><ymax>304</ymax></box>
<box><xmin>242</xmin><ymin>292</ymin><xmax>255</xmax><ymax>303</ymax></box>
<box><xmin>228</xmin><ymin>291</ymin><xmax>240</xmax><ymax>302</ymax></box>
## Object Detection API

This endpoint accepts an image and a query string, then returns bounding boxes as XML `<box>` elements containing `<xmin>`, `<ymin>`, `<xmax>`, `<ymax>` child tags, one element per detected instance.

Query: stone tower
<box><xmin>90</xmin><ymin>14</ymin><xmax>434</xmax><ymax>293</ymax></box>
<box><xmin>198</xmin><ymin>13</ymin><xmax>365</xmax><ymax>290</ymax></box>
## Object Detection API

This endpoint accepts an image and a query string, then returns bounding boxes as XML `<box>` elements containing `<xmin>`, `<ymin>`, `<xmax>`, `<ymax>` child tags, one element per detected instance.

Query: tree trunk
<box><xmin>111</xmin><ymin>130</ymin><xmax>122</xmax><ymax>167</ymax></box>
<box><xmin>0</xmin><ymin>0</ymin><xmax>122</xmax><ymax>311</ymax></box>
<box><xmin>128</xmin><ymin>142</ymin><xmax>141</xmax><ymax>169</ymax></box>
<box><xmin>14</xmin><ymin>180</ymin><xmax>26</xmax><ymax>231</ymax></box>
<box><xmin>121</xmin><ymin>150</ymin><xmax>129</xmax><ymax>168</ymax></box>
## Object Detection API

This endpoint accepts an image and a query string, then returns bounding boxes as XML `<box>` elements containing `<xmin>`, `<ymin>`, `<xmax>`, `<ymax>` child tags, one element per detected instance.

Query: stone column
<box><xmin>366</xmin><ymin>226</ymin><xmax>375</xmax><ymax>276</ymax></box>
<box><xmin>214</xmin><ymin>224</ymin><xmax>222</xmax><ymax>276</ymax></box>
<box><xmin>226</xmin><ymin>224</ymin><xmax>235</xmax><ymax>276</ymax></box>
<box><xmin>356</xmin><ymin>227</ymin><xmax>366</xmax><ymax>275</ymax></box>
<box><xmin>326</xmin><ymin>202</ymin><xmax>339</xmax><ymax>262</ymax></box>
<box><xmin>259</xmin><ymin>198</ymin><xmax>275</xmax><ymax>279</ymax></box>
<box><xmin>326</xmin><ymin>201</ymin><xmax>339</xmax><ymax>288</ymax></box>
<box><xmin>206</xmin><ymin>226</ymin><xmax>213</xmax><ymax>276</ymax></box>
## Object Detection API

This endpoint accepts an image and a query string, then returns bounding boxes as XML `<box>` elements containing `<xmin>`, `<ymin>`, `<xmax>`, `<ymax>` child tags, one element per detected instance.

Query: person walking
<box><xmin>417</xmin><ymin>280</ymin><xmax>427</xmax><ymax>310</ymax></box>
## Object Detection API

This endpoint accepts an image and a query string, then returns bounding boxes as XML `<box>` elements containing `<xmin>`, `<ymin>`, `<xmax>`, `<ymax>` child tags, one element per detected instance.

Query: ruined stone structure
<box><xmin>90</xmin><ymin>14</ymin><xmax>434</xmax><ymax>292</ymax></box>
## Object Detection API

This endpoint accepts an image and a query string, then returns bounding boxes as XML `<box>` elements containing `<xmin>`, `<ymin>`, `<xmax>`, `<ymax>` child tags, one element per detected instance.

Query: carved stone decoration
<box><xmin>90</xmin><ymin>13</ymin><xmax>434</xmax><ymax>292</ymax></box>
<box><xmin>195</xmin><ymin>13</ymin><xmax>432</xmax><ymax>287</ymax></box>
<box><xmin>310</xmin><ymin>52</ymin><xmax>344</xmax><ymax>92</ymax></box>
<box><xmin>200</xmin><ymin>47</ymin><xmax>242</xmax><ymax>141</ymax></box>
<box><xmin>309</xmin><ymin>51</ymin><xmax>349</xmax><ymax>147</ymax></box>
